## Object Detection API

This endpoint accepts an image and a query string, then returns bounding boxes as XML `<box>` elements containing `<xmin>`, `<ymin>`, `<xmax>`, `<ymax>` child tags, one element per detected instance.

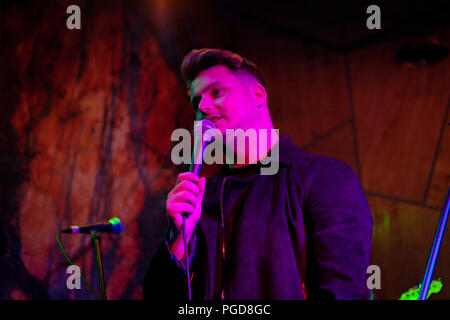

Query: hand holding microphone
<box><xmin>166</xmin><ymin>172</ymin><xmax>206</xmax><ymax>260</ymax></box>
<box><xmin>166</xmin><ymin>119</ymin><xmax>216</xmax><ymax>261</ymax></box>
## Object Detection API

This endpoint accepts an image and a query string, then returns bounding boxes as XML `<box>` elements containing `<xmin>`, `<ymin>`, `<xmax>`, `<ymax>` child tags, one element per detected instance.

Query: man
<box><xmin>144</xmin><ymin>48</ymin><xmax>373</xmax><ymax>300</ymax></box>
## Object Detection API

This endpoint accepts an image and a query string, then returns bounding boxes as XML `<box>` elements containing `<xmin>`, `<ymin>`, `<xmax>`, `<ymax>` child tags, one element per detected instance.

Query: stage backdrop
<box><xmin>1</xmin><ymin>0</ymin><xmax>449</xmax><ymax>299</ymax></box>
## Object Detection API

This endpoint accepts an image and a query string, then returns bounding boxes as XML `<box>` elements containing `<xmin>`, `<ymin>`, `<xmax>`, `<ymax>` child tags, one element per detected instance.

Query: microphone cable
<box><xmin>180</xmin><ymin>119</ymin><xmax>216</xmax><ymax>300</ymax></box>
<box><xmin>56</xmin><ymin>231</ymin><xmax>101</xmax><ymax>300</ymax></box>
<box><xmin>182</xmin><ymin>216</ymin><xmax>192</xmax><ymax>300</ymax></box>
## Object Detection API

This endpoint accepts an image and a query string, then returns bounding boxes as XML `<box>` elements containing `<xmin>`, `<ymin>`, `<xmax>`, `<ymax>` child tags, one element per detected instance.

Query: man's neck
<box><xmin>225</xmin><ymin>129</ymin><xmax>279</xmax><ymax>169</ymax></box>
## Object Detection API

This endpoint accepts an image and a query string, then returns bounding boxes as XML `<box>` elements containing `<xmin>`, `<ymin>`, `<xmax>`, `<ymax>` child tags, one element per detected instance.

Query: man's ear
<box><xmin>254</xmin><ymin>83</ymin><xmax>267</xmax><ymax>108</ymax></box>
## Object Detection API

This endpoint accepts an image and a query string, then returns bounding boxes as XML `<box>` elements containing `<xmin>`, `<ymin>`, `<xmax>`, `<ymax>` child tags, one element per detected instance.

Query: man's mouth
<box><xmin>207</xmin><ymin>116</ymin><xmax>223</xmax><ymax>124</ymax></box>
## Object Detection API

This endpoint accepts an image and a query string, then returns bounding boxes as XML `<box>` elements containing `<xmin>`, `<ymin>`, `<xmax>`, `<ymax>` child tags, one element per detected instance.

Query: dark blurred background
<box><xmin>0</xmin><ymin>0</ymin><xmax>449</xmax><ymax>300</ymax></box>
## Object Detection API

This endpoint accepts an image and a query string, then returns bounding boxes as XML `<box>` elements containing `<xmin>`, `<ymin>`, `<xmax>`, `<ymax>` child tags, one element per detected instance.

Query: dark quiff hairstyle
<box><xmin>180</xmin><ymin>48</ymin><xmax>267</xmax><ymax>91</ymax></box>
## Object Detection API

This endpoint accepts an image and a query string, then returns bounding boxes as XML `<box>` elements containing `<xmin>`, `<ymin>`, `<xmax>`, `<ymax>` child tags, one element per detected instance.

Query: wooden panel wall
<box><xmin>234</xmin><ymin>19</ymin><xmax>450</xmax><ymax>299</ymax></box>
<box><xmin>350</xmin><ymin>28</ymin><xmax>450</xmax><ymax>203</ymax></box>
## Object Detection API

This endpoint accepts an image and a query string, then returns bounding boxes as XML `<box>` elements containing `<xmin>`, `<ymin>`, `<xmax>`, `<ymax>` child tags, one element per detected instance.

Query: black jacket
<box><xmin>144</xmin><ymin>135</ymin><xmax>373</xmax><ymax>300</ymax></box>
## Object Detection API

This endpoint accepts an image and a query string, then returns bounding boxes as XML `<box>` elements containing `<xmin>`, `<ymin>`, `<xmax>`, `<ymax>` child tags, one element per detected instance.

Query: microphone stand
<box><xmin>418</xmin><ymin>185</ymin><xmax>450</xmax><ymax>300</ymax></box>
<box><xmin>91</xmin><ymin>231</ymin><xmax>107</xmax><ymax>300</ymax></box>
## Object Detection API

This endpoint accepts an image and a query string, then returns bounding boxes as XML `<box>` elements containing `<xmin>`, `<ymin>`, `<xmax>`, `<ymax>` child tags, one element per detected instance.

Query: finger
<box><xmin>199</xmin><ymin>177</ymin><xmax>206</xmax><ymax>195</ymax></box>
<box><xmin>174</xmin><ymin>179</ymin><xmax>200</xmax><ymax>195</ymax></box>
<box><xmin>177</xmin><ymin>172</ymin><xmax>200</xmax><ymax>184</ymax></box>
<box><xmin>169</xmin><ymin>190</ymin><xmax>198</xmax><ymax>206</ymax></box>
<box><xmin>167</xmin><ymin>203</ymin><xmax>195</xmax><ymax>216</ymax></box>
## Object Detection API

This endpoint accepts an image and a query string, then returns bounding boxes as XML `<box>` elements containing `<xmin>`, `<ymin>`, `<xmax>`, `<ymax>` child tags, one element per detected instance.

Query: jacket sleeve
<box><xmin>303</xmin><ymin>158</ymin><xmax>373</xmax><ymax>299</ymax></box>
<box><xmin>143</xmin><ymin>227</ymin><xmax>200</xmax><ymax>300</ymax></box>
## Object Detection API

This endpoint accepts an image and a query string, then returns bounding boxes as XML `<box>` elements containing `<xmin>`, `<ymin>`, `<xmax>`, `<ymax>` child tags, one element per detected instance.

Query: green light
<box><xmin>399</xmin><ymin>279</ymin><xmax>443</xmax><ymax>300</ymax></box>
<box><xmin>108</xmin><ymin>217</ymin><xmax>120</xmax><ymax>225</ymax></box>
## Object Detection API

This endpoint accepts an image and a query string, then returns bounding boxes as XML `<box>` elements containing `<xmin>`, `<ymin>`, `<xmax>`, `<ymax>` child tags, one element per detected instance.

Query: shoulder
<box><xmin>282</xmin><ymin>139</ymin><xmax>372</xmax><ymax>227</ymax></box>
<box><xmin>279</xmin><ymin>134</ymin><xmax>356</xmax><ymax>180</ymax></box>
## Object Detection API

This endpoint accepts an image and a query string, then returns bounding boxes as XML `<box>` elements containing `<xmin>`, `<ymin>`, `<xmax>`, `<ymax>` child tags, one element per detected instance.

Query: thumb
<box><xmin>199</xmin><ymin>177</ymin><xmax>206</xmax><ymax>196</ymax></box>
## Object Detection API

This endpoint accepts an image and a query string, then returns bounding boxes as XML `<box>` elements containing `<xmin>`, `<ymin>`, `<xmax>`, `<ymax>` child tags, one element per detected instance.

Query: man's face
<box><xmin>190</xmin><ymin>65</ymin><xmax>257</xmax><ymax>140</ymax></box>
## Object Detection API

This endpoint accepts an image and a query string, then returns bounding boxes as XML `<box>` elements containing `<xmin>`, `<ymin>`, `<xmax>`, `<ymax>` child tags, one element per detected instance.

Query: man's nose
<box><xmin>198</xmin><ymin>96</ymin><xmax>213</xmax><ymax>114</ymax></box>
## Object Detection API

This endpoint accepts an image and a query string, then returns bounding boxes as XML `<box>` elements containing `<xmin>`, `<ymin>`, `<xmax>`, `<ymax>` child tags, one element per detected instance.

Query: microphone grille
<box><xmin>108</xmin><ymin>217</ymin><xmax>124</xmax><ymax>234</ymax></box>
<box><xmin>194</xmin><ymin>119</ymin><xmax>217</xmax><ymax>143</ymax></box>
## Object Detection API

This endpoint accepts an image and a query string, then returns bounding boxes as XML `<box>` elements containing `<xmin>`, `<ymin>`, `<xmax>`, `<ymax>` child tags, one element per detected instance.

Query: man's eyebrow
<box><xmin>191</xmin><ymin>81</ymin><xmax>223</xmax><ymax>107</ymax></box>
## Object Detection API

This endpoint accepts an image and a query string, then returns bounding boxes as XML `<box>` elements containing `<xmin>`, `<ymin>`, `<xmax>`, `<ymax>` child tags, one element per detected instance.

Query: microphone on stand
<box><xmin>183</xmin><ymin>119</ymin><xmax>217</xmax><ymax>300</ymax></box>
<box><xmin>61</xmin><ymin>217</ymin><xmax>124</xmax><ymax>234</ymax></box>
<box><xmin>59</xmin><ymin>217</ymin><xmax>124</xmax><ymax>300</ymax></box>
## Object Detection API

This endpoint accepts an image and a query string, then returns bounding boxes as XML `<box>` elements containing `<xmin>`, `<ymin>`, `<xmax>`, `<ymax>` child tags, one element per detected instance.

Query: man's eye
<box><xmin>211</xmin><ymin>88</ymin><xmax>224</xmax><ymax>97</ymax></box>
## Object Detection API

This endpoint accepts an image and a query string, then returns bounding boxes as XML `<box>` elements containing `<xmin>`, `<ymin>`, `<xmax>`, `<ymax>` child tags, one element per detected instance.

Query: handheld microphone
<box><xmin>189</xmin><ymin>119</ymin><xmax>217</xmax><ymax>176</ymax></box>
<box><xmin>61</xmin><ymin>217</ymin><xmax>124</xmax><ymax>234</ymax></box>
<box><xmin>182</xmin><ymin>119</ymin><xmax>216</xmax><ymax>300</ymax></box>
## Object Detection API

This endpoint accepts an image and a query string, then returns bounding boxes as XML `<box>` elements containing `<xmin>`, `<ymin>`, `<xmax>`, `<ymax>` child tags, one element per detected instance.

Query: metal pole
<box><xmin>91</xmin><ymin>231</ymin><xmax>107</xmax><ymax>300</ymax></box>
<box><xmin>418</xmin><ymin>185</ymin><xmax>450</xmax><ymax>300</ymax></box>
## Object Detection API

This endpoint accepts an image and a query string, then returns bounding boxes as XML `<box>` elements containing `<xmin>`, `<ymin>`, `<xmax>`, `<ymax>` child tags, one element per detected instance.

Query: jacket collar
<box><xmin>277</xmin><ymin>134</ymin><xmax>300</xmax><ymax>165</ymax></box>
<box><xmin>216</xmin><ymin>134</ymin><xmax>299</xmax><ymax>177</ymax></box>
